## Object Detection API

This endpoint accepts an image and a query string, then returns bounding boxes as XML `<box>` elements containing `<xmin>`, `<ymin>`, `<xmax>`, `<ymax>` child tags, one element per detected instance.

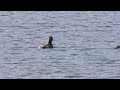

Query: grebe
<box><xmin>40</xmin><ymin>36</ymin><xmax>53</xmax><ymax>49</ymax></box>
<box><xmin>114</xmin><ymin>45</ymin><xmax>120</xmax><ymax>49</ymax></box>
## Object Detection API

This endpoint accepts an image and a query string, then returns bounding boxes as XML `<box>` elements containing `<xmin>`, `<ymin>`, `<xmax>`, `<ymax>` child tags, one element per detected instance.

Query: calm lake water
<box><xmin>0</xmin><ymin>11</ymin><xmax>120</xmax><ymax>79</ymax></box>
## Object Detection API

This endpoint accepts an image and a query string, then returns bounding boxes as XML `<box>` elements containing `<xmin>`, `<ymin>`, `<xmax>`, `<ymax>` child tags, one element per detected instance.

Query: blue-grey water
<box><xmin>0</xmin><ymin>11</ymin><xmax>120</xmax><ymax>79</ymax></box>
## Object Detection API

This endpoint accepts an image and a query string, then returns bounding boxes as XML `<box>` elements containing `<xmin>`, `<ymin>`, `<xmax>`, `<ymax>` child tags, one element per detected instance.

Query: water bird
<box><xmin>114</xmin><ymin>45</ymin><xmax>120</xmax><ymax>49</ymax></box>
<box><xmin>39</xmin><ymin>36</ymin><xmax>53</xmax><ymax>49</ymax></box>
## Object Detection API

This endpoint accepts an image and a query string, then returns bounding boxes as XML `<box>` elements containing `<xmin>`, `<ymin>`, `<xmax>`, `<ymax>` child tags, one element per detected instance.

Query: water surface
<box><xmin>0</xmin><ymin>11</ymin><xmax>120</xmax><ymax>79</ymax></box>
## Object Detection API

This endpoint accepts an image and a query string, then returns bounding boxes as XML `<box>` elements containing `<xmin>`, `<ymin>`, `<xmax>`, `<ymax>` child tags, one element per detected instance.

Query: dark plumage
<box><xmin>41</xmin><ymin>36</ymin><xmax>53</xmax><ymax>49</ymax></box>
<box><xmin>114</xmin><ymin>45</ymin><xmax>120</xmax><ymax>49</ymax></box>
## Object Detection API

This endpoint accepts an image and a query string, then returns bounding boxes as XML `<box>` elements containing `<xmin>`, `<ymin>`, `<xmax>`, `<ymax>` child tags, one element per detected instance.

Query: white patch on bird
<box><xmin>38</xmin><ymin>42</ymin><xmax>47</xmax><ymax>49</ymax></box>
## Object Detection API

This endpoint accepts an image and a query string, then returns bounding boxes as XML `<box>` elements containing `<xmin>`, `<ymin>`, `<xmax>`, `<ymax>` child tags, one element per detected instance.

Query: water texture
<box><xmin>0</xmin><ymin>11</ymin><xmax>120</xmax><ymax>79</ymax></box>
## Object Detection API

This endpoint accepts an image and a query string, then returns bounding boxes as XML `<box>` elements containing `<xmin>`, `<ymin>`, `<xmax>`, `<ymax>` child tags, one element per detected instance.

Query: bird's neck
<box><xmin>48</xmin><ymin>40</ymin><xmax>52</xmax><ymax>45</ymax></box>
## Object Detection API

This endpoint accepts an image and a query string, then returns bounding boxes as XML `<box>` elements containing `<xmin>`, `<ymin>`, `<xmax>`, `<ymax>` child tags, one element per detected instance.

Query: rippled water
<box><xmin>0</xmin><ymin>11</ymin><xmax>120</xmax><ymax>79</ymax></box>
